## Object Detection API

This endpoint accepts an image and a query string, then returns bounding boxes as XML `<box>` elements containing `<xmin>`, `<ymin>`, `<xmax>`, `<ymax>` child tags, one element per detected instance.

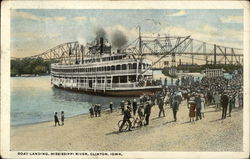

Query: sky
<box><xmin>11</xmin><ymin>9</ymin><xmax>243</xmax><ymax>58</ymax></box>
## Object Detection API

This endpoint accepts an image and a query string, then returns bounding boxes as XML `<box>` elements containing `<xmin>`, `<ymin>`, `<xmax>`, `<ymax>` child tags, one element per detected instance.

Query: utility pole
<box><xmin>224</xmin><ymin>47</ymin><xmax>227</xmax><ymax>65</ymax></box>
<box><xmin>214</xmin><ymin>44</ymin><xmax>217</xmax><ymax>65</ymax></box>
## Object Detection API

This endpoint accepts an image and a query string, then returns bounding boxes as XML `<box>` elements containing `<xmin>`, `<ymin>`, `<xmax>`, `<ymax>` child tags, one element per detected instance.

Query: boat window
<box><xmin>128</xmin><ymin>64</ymin><xmax>133</xmax><ymax>69</ymax></box>
<box><xmin>120</xmin><ymin>76</ymin><xmax>127</xmax><ymax>83</ymax></box>
<box><xmin>122</xmin><ymin>64</ymin><xmax>127</xmax><ymax>70</ymax></box>
<box><xmin>113</xmin><ymin>76</ymin><xmax>119</xmax><ymax>83</ymax></box>
<box><xmin>111</xmin><ymin>65</ymin><xmax>115</xmax><ymax>70</ymax></box>
<box><xmin>116</xmin><ymin>65</ymin><xmax>121</xmax><ymax>70</ymax></box>
<box><xmin>133</xmin><ymin>63</ymin><xmax>137</xmax><ymax>69</ymax></box>
<box><xmin>107</xmin><ymin>66</ymin><xmax>110</xmax><ymax>71</ymax></box>
<box><xmin>114</xmin><ymin>56</ymin><xmax>119</xmax><ymax>60</ymax></box>
<box><xmin>129</xmin><ymin>75</ymin><xmax>136</xmax><ymax>82</ymax></box>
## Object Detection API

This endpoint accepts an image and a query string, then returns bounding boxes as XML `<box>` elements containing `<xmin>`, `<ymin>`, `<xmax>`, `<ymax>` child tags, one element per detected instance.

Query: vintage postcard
<box><xmin>1</xmin><ymin>1</ymin><xmax>249</xmax><ymax>158</ymax></box>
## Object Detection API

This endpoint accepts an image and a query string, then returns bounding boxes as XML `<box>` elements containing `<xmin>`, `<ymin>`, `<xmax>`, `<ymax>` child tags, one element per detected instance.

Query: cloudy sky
<box><xmin>11</xmin><ymin>9</ymin><xmax>243</xmax><ymax>58</ymax></box>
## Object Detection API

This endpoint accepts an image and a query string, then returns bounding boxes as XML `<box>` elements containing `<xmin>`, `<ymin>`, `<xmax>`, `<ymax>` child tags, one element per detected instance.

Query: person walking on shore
<box><xmin>214</xmin><ymin>92</ymin><xmax>221</xmax><ymax>110</ymax></box>
<box><xmin>89</xmin><ymin>105</ymin><xmax>94</xmax><ymax>118</ymax></box>
<box><xmin>109</xmin><ymin>102</ymin><xmax>113</xmax><ymax>113</ymax></box>
<box><xmin>54</xmin><ymin>112</ymin><xmax>60</xmax><ymax>126</ymax></box>
<box><xmin>94</xmin><ymin>104</ymin><xmax>98</xmax><ymax>117</ymax></box>
<box><xmin>144</xmin><ymin>101</ymin><xmax>152</xmax><ymax>125</ymax></box>
<box><xmin>132</xmin><ymin>99</ymin><xmax>137</xmax><ymax>116</ymax></box>
<box><xmin>200</xmin><ymin>94</ymin><xmax>205</xmax><ymax>118</ymax></box>
<box><xmin>195</xmin><ymin>94</ymin><xmax>202</xmax><ymax>120</ymax></box>
<box><xmin>61</xmin><ymin>111</ymin><xmax>64</xmax><ymax>126</ymax></box>
<box><xmin>221</xmin><ymin>91</ymin><xmax>229</xmax><ymax>119</ymax></box>
<box><xmin>158</xmin><ymin>96</ymin><xmax>165</xmax><ymax>117</ymax></box>
<box><xmin>188</xmin><ymin>96</ymin><xmax>196</xmax><ymax>122</ymax></box>
<box><xmin>171</xmin><ymin>95</ymin><xmax>179</xmax><ymax>122</ymax></box>
<box><xmin>120</xmin><ymin>100</ymin><xmax>125</xmax><ymax>114</ymax></box>
<box><xmin>228</xmin><ymin>95</ymin><xmax>235</xmax><ymax>117</ymax></box>
<box><xmin>119</xmin><ymin>106</ymin><xmax>132</xmax><ymax>132</ymax></box>
<box><xmin>97</xmin><ymin>104</ymin><xmax>101</xmax><ymax>117</ymax></box>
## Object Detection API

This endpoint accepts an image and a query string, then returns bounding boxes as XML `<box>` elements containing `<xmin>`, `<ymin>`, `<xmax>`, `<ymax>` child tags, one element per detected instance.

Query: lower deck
<box><xmin>51</xmin><ymin>75</ymin><xmax>162</xmax><ymax>96</ymax></box>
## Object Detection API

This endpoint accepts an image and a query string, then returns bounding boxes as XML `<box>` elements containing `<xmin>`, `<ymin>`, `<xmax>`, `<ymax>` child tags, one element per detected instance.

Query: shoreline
<box><xmin>11</xmin><ymin>107</ymin><xmax>115</xmax><ymax>128</ymax></box>
<box><xmin>11</xmin><ymin>101</ymin><xmax>243</xmax><ymax>151</ymax></box>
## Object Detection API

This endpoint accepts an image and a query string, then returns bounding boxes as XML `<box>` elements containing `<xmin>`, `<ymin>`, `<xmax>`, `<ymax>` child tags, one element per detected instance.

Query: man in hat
<box><xmin>158</xmin><ymin>96</ymin><xmax>165</xmax><ymax>117</ymax></box>
<box><xmin>94</xmin><ymin>104</ymin><xmax>98</xmax><ymax>117</ymax></box>
<box><xmin>228</xmin><ymin>95</ymin><xmax>235</xmax><ymax>117</ymax></box>
<box><xmin>119</xmin><ymin>106</ymin><xmax>132</xmax><ymax>132</ymax></box>
<box><xmin>89</xmin><ymin>104</ymin><xmax>94</xmax><ymax>118</ymax></box>
<box><xmin>144</xmin><ymin>101</ymin><xmax>152</xmax><ymax>125</ymax></box>
<box><xmin>61</xmin><ymin>111</ymin><xmax>65</xmax><ymax>126</ymax></box>
<box><xmin>120</xmin><ymin>100</ymin><xmax>125</xmax><ymax>114</ymax></box>
<box><xmin>109</xmin><ymin>101</ymin><xmax>113</xmax><ymax>113</ymax></box>
<box><xmin>132</xmin><ymin>98</ymin><xmax>137</xmax><ymax>116</ymax></box>
<box><xmin>97</xmin><ymin>104</ymin><xmax>101</xmax><ymax>117</ymax></box>
<box><xmin>221</xmin><ymin>90</ymin><xmax>229</xmax><ymax>119</ymax></box>
<box><xmin>172</xmin><ymin>95</ymin><xmax>179</xmax><ymax>122</ymax></box>
<box><xmin>195</xmin><ymin>93</ymin><xmax>202</xmax><ymax>120</ymax></box>
<box><xmin>54</xmin><ymin>112</ymin><xmax>60</xmax><ymax>126</ymax></box>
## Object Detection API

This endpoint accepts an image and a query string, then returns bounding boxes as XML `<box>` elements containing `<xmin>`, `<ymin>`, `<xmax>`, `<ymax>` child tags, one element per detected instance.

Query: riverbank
<box><xmin>11</xmin><ymin>100</ymin><xmax>243</xmax><ymax>151</ymax></box>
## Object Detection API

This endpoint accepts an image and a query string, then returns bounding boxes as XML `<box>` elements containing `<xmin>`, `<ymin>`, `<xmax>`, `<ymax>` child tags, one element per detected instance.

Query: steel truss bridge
<box><xmin>13</xmin><ymin>35</ymin><xmax>243</xmax><ymax>68</ymax></box>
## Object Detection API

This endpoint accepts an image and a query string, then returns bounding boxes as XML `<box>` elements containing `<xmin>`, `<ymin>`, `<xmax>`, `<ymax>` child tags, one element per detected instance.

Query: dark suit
<box><xmin>158</xmin><ymin>98</ymin><xmax>165</xmax><ymax>117</ymax></box>
<box><xmin>221</xmin><ymin>94</ymin><xmax>229</xmax><ymax>119</ymax></box>
<box><xmin>144</xmin><ymin>103</ymin><xmax>152</xmax><ymax>125</ymax></box>
<box><xmin>119</xmin><ymin>109</ymin><xmax>132</xmax><ymax>131</ymax></box>
<box><xmin>172</xmin><ymin>101</ymin><xmax>178</xmax><ymax>121</ymax></box>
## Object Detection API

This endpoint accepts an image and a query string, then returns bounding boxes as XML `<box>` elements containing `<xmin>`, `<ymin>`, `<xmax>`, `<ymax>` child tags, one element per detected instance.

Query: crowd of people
<box><xmin>56</xmin><ymin>69</ymin><xmax>243</xmax><ymax>131</ymax></box>
<box><xmin>117</xmin><ymin>69</ymin><xmax>243</xmax><ymax>131</ymax></box>
<box><xmin>89</xmin><ymin>104</ymin><xmax>102</xmax><ymax>117</ymax></box>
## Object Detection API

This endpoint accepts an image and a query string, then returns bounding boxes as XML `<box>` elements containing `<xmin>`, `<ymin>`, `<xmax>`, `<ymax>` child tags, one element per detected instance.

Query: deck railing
<box><xmin>51</xmin><ymin>69</ymin><xmax>152</xmax><ymax>76</ymax></box>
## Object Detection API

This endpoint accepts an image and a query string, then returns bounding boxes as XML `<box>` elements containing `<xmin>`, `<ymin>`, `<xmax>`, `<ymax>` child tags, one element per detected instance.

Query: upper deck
<box><xmin>51</xmin><ymin>54</ymin><xmax>152</xmax><ymax>69</ymax></box>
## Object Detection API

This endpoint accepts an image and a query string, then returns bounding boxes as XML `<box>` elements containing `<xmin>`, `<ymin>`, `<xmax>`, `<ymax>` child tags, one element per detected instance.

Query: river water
<box><xmin>11</xmin><ymin>76</ymin><xmax>136</xmax><ymax>126</ymax></box>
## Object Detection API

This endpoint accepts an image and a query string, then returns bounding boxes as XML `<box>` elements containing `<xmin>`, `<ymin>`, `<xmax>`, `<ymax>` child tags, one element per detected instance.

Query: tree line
<box><xmin>11</xmin><ymin>57</ymin><xmax>57</xmax><ymax>76</ymax></box>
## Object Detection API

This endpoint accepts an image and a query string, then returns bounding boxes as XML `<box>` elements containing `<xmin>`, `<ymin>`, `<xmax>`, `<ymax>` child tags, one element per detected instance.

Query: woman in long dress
<box><xmin>200</xmin><ymin>94</ymin><xmax>205</xmax><ymax>118</ymax></box>
<box><xmin>214</xmin><ymin>92</ymin><xmax>221</xmax><ymax>110</ymax></box>
<box><xmin>188</xmin><ymin>95</ymin><xmax>196</xmax><ymax>122</ymax></box>
<box><xmin>235</xmin><ymin>92</ymin><xmax>239</xmax><ymax>111</ymax></box>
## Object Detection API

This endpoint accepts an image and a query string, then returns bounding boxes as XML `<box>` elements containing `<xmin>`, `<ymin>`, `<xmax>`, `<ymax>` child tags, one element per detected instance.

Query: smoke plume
<box><xmin>111</xmin><ymin>30</ymin><xmax>128</xmax><ymax>49</ymax></box>
<box><xmin>95</xmin><ymin>27</ymin><xmax>106</xmax><ymax>39</ymax></box>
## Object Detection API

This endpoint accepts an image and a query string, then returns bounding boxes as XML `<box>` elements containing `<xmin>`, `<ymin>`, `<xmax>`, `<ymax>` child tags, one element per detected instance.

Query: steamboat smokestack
<box><xmin>100</xmin><ymin>37</ymin><xmax>104</xmax><ymax>54</ymax></box>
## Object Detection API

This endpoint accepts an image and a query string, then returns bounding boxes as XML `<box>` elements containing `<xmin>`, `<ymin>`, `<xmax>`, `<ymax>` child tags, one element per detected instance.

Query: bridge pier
<box><xmin>214</xmin><ymin>44</ymin><xmax>217</xmax><ymax>65</ymax></box>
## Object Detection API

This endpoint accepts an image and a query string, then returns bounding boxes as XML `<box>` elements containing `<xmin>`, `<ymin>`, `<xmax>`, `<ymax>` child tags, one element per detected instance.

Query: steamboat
<box><xmin>51</xmin><ymin>35</ymin><xmax>162</xmax><ymax>96</ymax></box>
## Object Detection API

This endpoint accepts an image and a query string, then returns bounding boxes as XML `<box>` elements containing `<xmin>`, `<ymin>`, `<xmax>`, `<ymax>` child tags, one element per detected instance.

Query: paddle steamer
<box><xmin>51</xmin><ymin>37</ymin><xmax>162</xmax><ymax>96</ymax></box>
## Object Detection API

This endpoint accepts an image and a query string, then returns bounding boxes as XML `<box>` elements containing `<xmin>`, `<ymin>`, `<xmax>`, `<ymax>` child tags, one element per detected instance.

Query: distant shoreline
<box><xmin>11</xmin><ymin>74</ymin><xmax>50</xmax><ymax>77</ymax></box>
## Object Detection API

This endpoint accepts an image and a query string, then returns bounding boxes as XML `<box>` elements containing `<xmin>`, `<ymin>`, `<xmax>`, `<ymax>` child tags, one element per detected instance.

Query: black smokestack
<box><xmin>100</xmin><ymin>37</ymin><xmax>104</xmax><ymax>54</ymax></box>
<box><xmin>111</xmin><ymin>30</ymin><xmax>128</xmax><ymax>49</ymax></box>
